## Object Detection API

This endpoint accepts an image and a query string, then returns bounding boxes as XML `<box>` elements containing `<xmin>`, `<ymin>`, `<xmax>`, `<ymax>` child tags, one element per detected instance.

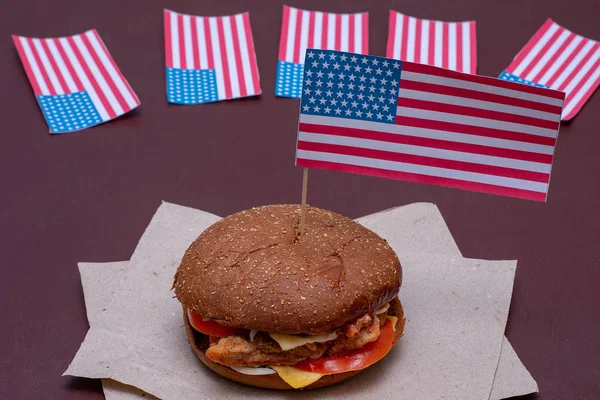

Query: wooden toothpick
<box><xmin>299</xmin><ymin>167</ymin><xmax>309</xmax><ymax>235</ymax></box>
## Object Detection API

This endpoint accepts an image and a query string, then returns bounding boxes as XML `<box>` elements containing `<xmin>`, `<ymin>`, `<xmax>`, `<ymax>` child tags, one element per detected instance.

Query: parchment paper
<box><xmin>67</xmin><ymin>202</ymin><xmax>534</xmax><ymax>399</ymax></box>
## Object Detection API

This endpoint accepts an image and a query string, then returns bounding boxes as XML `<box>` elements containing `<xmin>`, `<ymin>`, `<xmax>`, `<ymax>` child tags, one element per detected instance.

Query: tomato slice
<box><xmin>293</xmin><ymin>317</ymin><xmax>396</xmax><ymax>375</ymax></box>
<box><xmin>187</xmin><ymin>309</ymin><xmax>248</xmax><ymax>337</ymax></box>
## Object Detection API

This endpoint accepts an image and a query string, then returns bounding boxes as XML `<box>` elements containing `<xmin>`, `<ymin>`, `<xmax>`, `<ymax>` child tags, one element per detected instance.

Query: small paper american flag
<box><xmin>296</xmin><ymin>50</ymin><xmax>565</xmax><ymax>202</ymax></box>
<box><xmin>12</xmin><ymin>30</ymin><xmax>140</xmax><ymax>134</ymax></box>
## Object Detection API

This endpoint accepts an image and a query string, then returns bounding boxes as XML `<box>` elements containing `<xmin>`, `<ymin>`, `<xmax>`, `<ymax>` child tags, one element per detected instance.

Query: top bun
<box><xmin>174</xmin><ymin>204</ymin><xmax>401</xmax><ymax>334</ymax></box>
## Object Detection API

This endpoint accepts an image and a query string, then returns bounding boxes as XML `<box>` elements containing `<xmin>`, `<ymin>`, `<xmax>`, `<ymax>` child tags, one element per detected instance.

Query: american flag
<box><xmin>276</xmin><ymin>6</ymin><xmax>368</xmax><ymax>98</ymax></box>
<box><xmin>387</xmin><ymin>11</ymin><xmax>477</xmax><ymax>75</ymax></box>
<box><xmin>500</xmin><ymin>18</ymin><xmax>600</xmax><ymax>121</ymax></box>
<box><xmin>296</xmin><ymin>50</ymin><xmax>565</xmax><ymax>202</ymax></box>
<box><xmin>164</xmin><ymin>9</ymin><xmax>261</xmax><ymax>104</ymax></box>
<box><xmin>12</xmin><ymin>30</ymin><xmax>140</xmax><ymax>134</ymax></box>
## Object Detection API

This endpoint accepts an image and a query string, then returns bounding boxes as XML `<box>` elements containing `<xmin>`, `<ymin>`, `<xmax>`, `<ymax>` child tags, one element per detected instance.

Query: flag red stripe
<box><xmin>506</xmin><ymin>18</ymin><xmax>554</xmax><ymax>74</ymax></box>
<box><xmin>297</xmin><ymin>140</ymin><xmax>550</xmax><ymax>183</ymax></box>
<box><xmin>519</xmin><ymin>26</ymin><xmax>564</xmax><ymax>79</ymax></box>
<box><xmin>335</xmin><ymin>14</ymin><xmax>342</xmax><ymax>51</ymax></box>
<box><xmin>470</xmin><ymin>22</ymin><xmax>477</xmax><ymax>73</ymax></box>
<box><xmin>397</xmin><ymin>97</ymin><xmax>560</xmax><ymax>130</ymax></box>
<box><xmin>13</xmin><ymin>36</ymin><xmax>41</xmax><ymax>94</ymax></box>
<box><xmin>532</xmin><ymin>32</ymin><xmax>576</xmax><ymax>83</ymax></box>
<box><xmin>296</xmin><ymin>158</ymin><xmax>546</xmax><ymax>201</ymax></box>
<box><xmin>562</xmin><ymin>57</ymin><xmax>600</xmax><ymax>120</ymax></box>
<box><xmin>41</xmin><ymin>39</ymin><xmax>67</xmax><ymax>94</ymax></box>
<box><xmin>557</xmin><ymin>42</ymin><xmax>599</xmax><ymax>92</ymax></box>
<box><xmin>399</xmin><ymin>79</ymin><xmax>563</xmax><ymax>114</ymax></box>
<box><xmin>400</xmin><ymin>14</ymin><xmax>409</xmax><ymax>61</ymax></box>
<box><xmin>80</xmin><ymin>33</ymin><xmax>130</xmax><ymax>112</ymax></box>
<box><xmin>67</xmin><ymin>36</ymin><xmax>116</xmax><ymax>118</ymax></box>
<box><xmin>299</xmin><ymin>122</ymin><xmax>553</xmax><ymax>164</ymax></box>
<box><xmin>55</xmin><ymin>39</ymin><xmax>84</xmax><ymax>92</ymax></box>
<box><xmin>243</xmin><ymin>13</ymin><xmax>260</xmax><ymax>94</ymax></box>
<box><xmin>362</xmin><ymin>13</ymin><xmax>368</xmax><ymax>53</ymax></box>
<box><xmin>395</xmin><ymin>116</ymin><xmax>557</xmax><ymax>146</ymax></box>
<box><xmin>348</xmin><ymin>14</ymin><xmax>355</xmax><ymax>53</ymax></box>
<box><xmin>177</xmin><ymin>14</ymin><xmax>185</xmax><ymax>69</ymax></box>
<box><xmin>91</xmin><ymin>30</ymin><xmax>139</xmax><ymax>105</ymax></box>
<box><xmin>164</xmin><ymin>10</ymin><xmax>173</xmax><ymax>68</ymax></box>
<box><xmin>279</xmin><ymin>6</ymin><xmax>290</xmax><ymax>60</ymax></box>
<box><xmin>442</xmin><ymin>23</ymin><xmax>449</xmax><ymax>69</ymax></box>
<box><xmin>204</xmin><ymin>18</ymin><xmax>215</xmax><ymax>69</ymax></box>
<box><xmin>191</xmin><ymin>16</ymin><xmax>200</xmax><ymax>69</ymax></box>
<box><xmin>402</xmin><ymin>61</ymin><xmax>565</xmax><ymax>99</ymax></box>
<box><xmin>428</xmin><ymin>20</ymin><xmax>435</xmax><ymax>67</ymax></box>
<box><xmin>414</xmin><ymin>18</ymin><xmax>422</xmax><ymax>63</ymax></box>
<box><xmin>216</xmin><ymin>17</ymin><xmax>233</xmax><ymax>99</ymax></box>
<box><xmin>386</xmin><ymin>11</ymin><xmax>396</xmax><ymax>58</ymax></box>
<box><xmin>545</xmin><ymin>37</ymin><xmax>587</xmax><ymax>87</ymax></box>
<box><xmin>308</xmin><ymin>11</ymin><xmax>316</xmax><ymax>49</ymax></box>
<box><xmin>456</xmin><ymin>23</ymin><xmax>463</xmax><ymax>73</ymax></box>
<box><xmin>28</xmin><ymin>38</ymin><xmax>55</xmax><ymax>95</ymax></box>
<box><xmin>292</xmin><ymin>9</ymin><xmax>303</xmax><ymax>63</ymax></box>
<box><xmin>231</xmin><ymin>15</ymin><xmax>247</xmax><ymax>97</ymax></box>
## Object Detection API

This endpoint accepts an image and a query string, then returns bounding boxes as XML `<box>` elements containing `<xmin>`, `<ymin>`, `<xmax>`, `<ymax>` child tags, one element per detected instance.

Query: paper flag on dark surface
<box><xmin>295</xmin><ymin>50</ymin><xmax>565</xmax><ymax>202</ymax></box>
<box><xmin>500</xmin><ymin>19</ymin><xmax>600</xmax><ymax>121</ymax></box>
<box><xmin>276</xmin><ymin>5</ymin><xmax>368</xmax><ymax>98</ymax></box>
<box><xmin>387</xmin><ymin>11</ymin><xmax>477</xmax><ymax>75</ymax></box>
<box><xmin>12</xmin><ymin>30</ymin><xmax>140</xmax><ymax>134</ymax></box>
<box><xmin>164</xmin><ymin>9</ymin><xmax>261</xmax><ymax>104</ymax></box>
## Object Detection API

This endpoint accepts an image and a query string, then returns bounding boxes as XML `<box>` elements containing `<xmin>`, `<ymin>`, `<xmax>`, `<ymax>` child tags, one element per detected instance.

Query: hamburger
<box><xmin>173</xmin><ymin>204</ymin><xmax>404</xmax><ymax>389</ymax></box>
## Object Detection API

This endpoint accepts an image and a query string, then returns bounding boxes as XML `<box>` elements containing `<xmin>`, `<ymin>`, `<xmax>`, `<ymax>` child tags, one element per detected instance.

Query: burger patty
<box><xmin>205</xmin><ymin>308</ymin><xmax>388</xmax><ymax>367</ymax></box>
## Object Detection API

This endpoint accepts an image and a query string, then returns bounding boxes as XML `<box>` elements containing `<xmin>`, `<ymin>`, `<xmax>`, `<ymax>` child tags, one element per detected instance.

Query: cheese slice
<box><xmin>387</xmin><ymin>316</ymin><xmax>398</xmax><ymax>331</ymax></box>
<box><xmin>270</xmin><ymin>366</ymin><xmax>323</xmax><ymax>389</ymax></box>
<box><xmin>269</xmin><ymin>331</ymin><xmax>338</xmax><ymax>351</ymax></box>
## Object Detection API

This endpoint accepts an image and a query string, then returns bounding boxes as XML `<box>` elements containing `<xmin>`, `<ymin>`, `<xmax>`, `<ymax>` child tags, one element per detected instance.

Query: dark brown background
<box><xmin>1</xmin><ymin>0</ymin><xmax>599</xmax><ymax>399</ymax></box>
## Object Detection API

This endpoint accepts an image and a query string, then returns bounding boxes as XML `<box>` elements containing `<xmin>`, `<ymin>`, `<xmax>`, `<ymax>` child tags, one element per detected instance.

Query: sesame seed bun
<box><xmin>183</xmin><ymin>296</ymin><xmax>405</xmax><ymax>390</ymax></box>
<box><xmin>174</xmin><ymin>204</ymin><xmax>402</xmax><ymax>334</ymax></box>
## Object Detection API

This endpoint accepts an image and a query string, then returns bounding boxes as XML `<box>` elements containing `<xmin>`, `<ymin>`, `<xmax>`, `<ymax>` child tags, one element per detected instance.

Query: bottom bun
<box><xmin>183</xmin><ymin>296</ymin><xmax>405</xmax><ymax>390</ymax></box>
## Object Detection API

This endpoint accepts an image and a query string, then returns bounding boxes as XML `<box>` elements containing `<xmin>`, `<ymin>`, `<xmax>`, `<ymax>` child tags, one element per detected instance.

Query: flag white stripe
<box><xmin>448</xmin><ymin>23</ymin><xmax>457</xmax><ymax>71</ymax></box>
<box><xmin>57</xmin><ymin>37</ymin><xmax>109</xmax><ymax>120</ymax></box>
<box><xmin>298</xmin><ymin>131</ymin><xmax>551</xmax><ymax>173</ymax></box>
<box><xmin>402</xmin><ymin>70</ymin><xmax>564</xmax><ymax>107</ymax></box>
<box><xmin>313</xmin><ymin>12</ymin><xmax>323</xmax><ymax>50</ymax></box>
<box><xmin>562</xmin><ymin>62</ymin><xmax>600</xmax><ymax>117</ymax></box>
<box><xmin>209</xmin><ymin>17</ymin><xmax>225</xmax><ymax>99</ymax></box>
<box><xmin>20</xmin><ymin>38</ymin><xmax>49</xmax><ymax>95</ymax></box>
<box><xmin>340</xmin><ymin>14</ymin><xmax>349</xmax><ymax>52</ymax></box>
<box><xmin>235</xmin><ymin>13</ymin><xmax>254</xmax><ymax>95</ymax></box>
<box><xmin>170</xmin><ymin>12</ymin><xmax>180</xmax><ymax>69</ymax></box>
<box><xmin>420</xmin><ymin>21</ymin><xmax>429</xmax><ymax>64</ymax></box>
<box><xmin>32</xmin><ymin>39</ymin><xmax>64</xmax><ymax>94</ymax></box>
<box><xmin>197</xmin><ymin>17</ymin><xmax>208</xmax><ymax>70</ymax></box>
<box><xmin>46</xmin><ymin>39</ymin><xmax>78</xmax><ymax>92</ymax></box>
<box><xmin>85</xmin><ymin>31</ymin><xmax>137</xmax><ymax>109</ymax></box>
<box><xmin>524</xmin><ymin>29</ymin><xmax>570</xmax><ymax>82</ymax></box>
<box><xmin>299</xmin><ymin>10</ymin><xmax>310</xmax><ymax>63</ymax></box>
<box><xmin>538</xmin><ymin>35</ymin><xmax>583</xmax><ymax>85</ymax></box>
<box><xmin>297</xmin><ymin>150</ymin><xmax>548</xmax><ymax>193</ymax></box>
<box><xmin>286</xmin><ymin>7</ymin><xmax>297</xmax><ymax>62</ymax></box>
<box><xmin>222</xmin><ymin>17</ymin><xmax>240</xmax><ymax>98</ymax></box>
<box><xmin>462</xmin><ymin>22</ymin><xmax>471</xmax><ymax>73</ymax></box>
<box><xmin>327</xmin><ymin>14</ymin><xmax>336</xmax><ymax>50</ymax></box>
<box><xmin>399</xmin><ymin>88</ymin><xmax>560</xmax><ymax>121</ymax></box>
<box><xmin>396</xmin><ymin>106</ymin><xmax>557</xmax><ymax>138</ymax></box>
<box><xmin>393</xmin><ymin>13</ymin><xmax>403</xmax><ymax>60</ymax></box>
<box><xmin>183</xmin><ymin>15</ymin><xmax>193</xmax><ymax>69</ymax></box>
<box><xmin>550</xmin><ymin>40</ymin><xmax>596</xmax><ymax>89</ymax></box>
<box><xmin>299</xmin><ymin>115</ymin><xmax>555</xmax><ymax>155</ymax></box>
<box><xmin>512</xmin><ymin>23</ymin><xmax>560</xmax><ymax>77</ymax></box>
<box><xmin>73</xmin><ymin>35</ymin><xmax>124</xmax><ymax>115</ymax></box>
<box><xmin>406</xmin><ymin>17</ymin><xmax>416</xmax><ymax>62</ymax></box>
<box><xmin>434</xmin><ymin>21</ymin><xmax>443</xmax><ymax>67</ymax></box>
<box><xmin>354</xmin><ymin>14</ymin><xmax>362</xmax><ymax>53</ymax></box>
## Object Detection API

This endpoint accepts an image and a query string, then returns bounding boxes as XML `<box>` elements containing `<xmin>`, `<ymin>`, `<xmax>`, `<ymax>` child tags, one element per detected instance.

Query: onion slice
<box><xmin>231</xmin><ymin>366</ymin><xmax>276</xmax><ymax>375</ymax></box>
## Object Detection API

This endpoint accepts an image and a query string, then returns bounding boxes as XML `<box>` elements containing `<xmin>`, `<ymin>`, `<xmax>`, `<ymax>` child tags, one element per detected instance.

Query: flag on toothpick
<box><xmin>276</xmin><ymin>6</ymin><xmax>368</xmax><ymax>98</ymax></box>
<box><xmin>500</xmin><ymin>18</ymin><xmax>600</xmax><ymax>120</ymax></box>
<box><xmin>296</xmin><ymin>50</ymin><xmax>565</xmax><ymax>202</ymax></box>
<box><xmin>387</xmin><ymin>11</ymin><xmax>477</xmax><ymax>75</ymax></box>
<box><xmin>164</xmin><ymin>9</ymin><xmax>261</xmax><ymax>104</ymax></box>
<box><xmin>12</xmin><ymin>30</ymin><xmax>140</xmax><ymax>134</ymax></box>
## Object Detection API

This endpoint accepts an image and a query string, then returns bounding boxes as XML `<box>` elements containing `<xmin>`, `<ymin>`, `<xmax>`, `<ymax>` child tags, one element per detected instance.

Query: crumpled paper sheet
<box><xmin>67</xmin><ymin>202</ymin><xmax>536</xmax><ymax>399</ymax></box>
